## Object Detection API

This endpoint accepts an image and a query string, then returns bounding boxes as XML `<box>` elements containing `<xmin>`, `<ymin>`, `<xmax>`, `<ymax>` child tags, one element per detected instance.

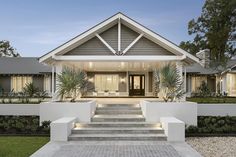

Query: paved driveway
<box><xmin>31</xmin><ymin>141</ymin><xmax>202</xmax><ymax>157</ymax></box>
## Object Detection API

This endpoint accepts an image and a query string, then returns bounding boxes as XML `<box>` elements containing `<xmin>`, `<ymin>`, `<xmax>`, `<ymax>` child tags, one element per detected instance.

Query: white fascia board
<box><xmin>52</xmin><ymin>55</ymin><xmax>186</xmax><ymax>61</ymax></box>
<box><xmin>39</xmin><ymin>14</ymin><xmax>120</xmax><ymax>63</ymax></box>
<box><xmin>120</xmin><ymin>14</ymin><xmax>199</xmax><ymax>63</ymax></box>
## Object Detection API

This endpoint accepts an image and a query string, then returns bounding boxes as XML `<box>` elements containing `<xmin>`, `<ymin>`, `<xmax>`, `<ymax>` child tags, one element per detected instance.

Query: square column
<box><xmin>176</xmin><ymin>61</ymin><xmax>186</xmax><ymax>101</ymax></box>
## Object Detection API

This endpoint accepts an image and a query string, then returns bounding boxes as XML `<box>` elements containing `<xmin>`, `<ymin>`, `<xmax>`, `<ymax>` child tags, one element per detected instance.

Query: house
<box><xmin>0</xmin><ymin>13</ymin><xmax>235</xmax><ymax>98</ymax></box>
<box><xmin>38</xmin><ymin>12</ymin><xmax>199</xmax><ymax>100</ymax></box>
<box><xmin>0</xmin><ymin>57</ymin><xmax>52</xmax><ymax>95</ymax></box>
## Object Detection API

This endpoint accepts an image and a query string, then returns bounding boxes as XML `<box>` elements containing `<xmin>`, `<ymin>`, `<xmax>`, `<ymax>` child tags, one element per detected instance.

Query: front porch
<box><xmin>51</xmin><ymin>60</ymin><xmax>188</xmax><ymax>99</ymax></box>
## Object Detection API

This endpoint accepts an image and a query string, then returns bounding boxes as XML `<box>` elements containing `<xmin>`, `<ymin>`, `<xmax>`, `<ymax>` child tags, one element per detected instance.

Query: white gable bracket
<box><xmin>123</xmin><ymin>33</ymin><xmax>144</xmax><ymax>54</ymax></box>
<box><xmin>96</xmin><ymin>34</ymin><xmax>116</xmax><ymax>55</ymax></box>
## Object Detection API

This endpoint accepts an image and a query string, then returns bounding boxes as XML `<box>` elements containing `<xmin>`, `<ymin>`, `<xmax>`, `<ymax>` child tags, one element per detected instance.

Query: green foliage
<box><xmin>160</xmin><ymin>63</ymin><xmax>185</xmax><ymax>102</ymax></box>
<box><xmin>0</xmin><ymin>40</ymin><xmax>20</xmax><ymax>57</ymax></box>
<box><xmin>186</xmin><ymin>116</ymin><xmax>236</xmax><ymax>134</ymax></box>
<box><xmin>152</xmin><ymin>69</ymin><xmax>160</xmax><ymax>97</ymax></box>
<box><xmin>180</xmin><ymin>0</ymin><xmax>236</xmax><ymax>68</ymax></box>
<box><xmin>0</xmin><ymin>116</ymin><xmax>50</xmax><ymax>134</ymax></box>
<box><xmin>57</xmin><ymin>67</ymin><xmax>88</xmax><ymax>101</ymax></box>
<box><xmin>197</xmin><ymin>81</ymin><xmax>211</xmax><ymax>97</ymax></box>
<box><xmin>23</xmin><ymin>82</ymin><xmax>39</xmax><ymax>97</ymax></box>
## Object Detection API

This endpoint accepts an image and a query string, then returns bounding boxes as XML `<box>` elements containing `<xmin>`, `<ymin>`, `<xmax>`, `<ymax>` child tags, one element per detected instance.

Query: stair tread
<box><xmin>76</xmin><ymin>122</ymin><xmax>160</xmax><ymax>124</ymax></box>
<box><xmin>73</xmin><ymin>127</ymin><xmax>163</xmax><ymax>130</ymax></box>
<box><xmin>69</xmin><ymin>134</ymin><xmax>166</xmax><ymax>137</ymax></box>
<box><xmin>93</xmin><ymin>115</ymin><xmax>144</xmax><ymax>118</ymax></box>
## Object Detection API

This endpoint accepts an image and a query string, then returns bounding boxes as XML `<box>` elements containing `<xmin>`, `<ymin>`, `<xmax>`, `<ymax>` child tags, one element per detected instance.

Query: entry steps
<box><xmin>68</xmin><ymin>104</ymin><xmax>167</xmax><ymax>141</ymax></box>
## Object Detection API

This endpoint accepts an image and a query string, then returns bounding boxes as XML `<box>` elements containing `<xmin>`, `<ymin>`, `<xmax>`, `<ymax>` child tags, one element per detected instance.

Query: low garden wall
<box><xmin>140</xmin><ymin>100</ymin><xmax>198</xmax><ymax>126</ymax></box>
<box><xmin>198</xmin><ymin>104</ymin><xmax>236</xmax><ymax>116</ymax></box>
<box><xmin>0</xmin><ymin>104</ymin><xmax>39</xmax><ymax>116</ymax></box>
<box><xmin>40</xmin><ymin>100</ymin><xmax>96</xmax><ymax>124</ymax></box>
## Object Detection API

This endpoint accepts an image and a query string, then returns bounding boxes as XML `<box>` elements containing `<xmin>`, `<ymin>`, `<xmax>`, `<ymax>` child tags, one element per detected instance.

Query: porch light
<box><xmin>120</xmin><ymin>78</ymin><xmax>125</xmax><ymax>83</ymax></box>
<box><xmin>88</xmin><ymin>77</ymin><xmax>94</xmax><ymax>82</ymax></box>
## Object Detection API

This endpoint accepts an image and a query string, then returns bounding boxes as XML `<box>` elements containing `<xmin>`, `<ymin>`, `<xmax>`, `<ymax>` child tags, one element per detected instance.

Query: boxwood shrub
<box><xmin>0</xmin><ymin>116</ymin><xmax>50</xmax><ymax>135</ymax></box>
<box><xmin>186</xmin><ymin>116</ymin><xmax>236</xmax><ymax>134</ymax></box>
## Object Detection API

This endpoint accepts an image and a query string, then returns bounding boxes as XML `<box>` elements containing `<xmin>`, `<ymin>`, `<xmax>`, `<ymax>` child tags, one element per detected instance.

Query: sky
<box><xmin>0</xmin><ymin>0</ymin><xmax>205</xmax><ymax>57</ymax></box>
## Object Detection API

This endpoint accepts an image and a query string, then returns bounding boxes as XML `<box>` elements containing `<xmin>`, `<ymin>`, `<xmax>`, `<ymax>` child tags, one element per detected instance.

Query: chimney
<box><xmin>196</xmin><ymin>49</ymin><xmax>210</xmax><ymax>68</ymax></box>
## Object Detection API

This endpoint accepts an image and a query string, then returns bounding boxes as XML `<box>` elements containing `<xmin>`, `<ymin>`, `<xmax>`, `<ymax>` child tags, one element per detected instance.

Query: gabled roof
<box><xmin>0</xmin><ymin>57</ymin><xmax>51</xmax><ymax>74</ymax></box>
<box><xmin>39</xmin><ymin>12</ymin><xmax>199</xmax><ymax>64</ymax></box>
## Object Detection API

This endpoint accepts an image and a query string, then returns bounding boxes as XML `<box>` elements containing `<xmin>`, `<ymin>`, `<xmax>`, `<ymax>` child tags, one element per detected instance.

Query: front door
<box><xmin>129</xmin><ymin>75</ymin><xmax>145</xmax><ymax>96</ymax></box>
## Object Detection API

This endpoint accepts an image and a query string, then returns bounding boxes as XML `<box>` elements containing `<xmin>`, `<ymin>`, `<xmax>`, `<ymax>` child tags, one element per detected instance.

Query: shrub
<box><xmin>186</xmin><ymin>116</ymin><xmax>236</xmax><ymax>134</ymax></box>
<box><xmin>0</xmin><ymin>116</ymin><xmax>50</xmax><ymax>134</ymax></box>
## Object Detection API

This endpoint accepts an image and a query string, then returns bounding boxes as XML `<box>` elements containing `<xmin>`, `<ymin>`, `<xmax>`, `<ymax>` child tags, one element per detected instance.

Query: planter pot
<box><xmin>140</xmin><ymin>100</ymin><xmax>197</xmax><ymax>126</ymax></box>
<box><xmin>40</xmin><ymin>100</ymin><xmax>96</xmax><ymax>124</ymax></box>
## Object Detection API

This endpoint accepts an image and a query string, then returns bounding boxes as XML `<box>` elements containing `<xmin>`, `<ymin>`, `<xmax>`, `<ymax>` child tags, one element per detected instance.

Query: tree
<box><xmin>0</xmin><ymin>40</ymin><xmax>20</xmax><ymax>57</ymax></box>
<box><xmin>180</xmin><ymin>0</ymin><xmax>236</xmax><ymax>68</ymax></box>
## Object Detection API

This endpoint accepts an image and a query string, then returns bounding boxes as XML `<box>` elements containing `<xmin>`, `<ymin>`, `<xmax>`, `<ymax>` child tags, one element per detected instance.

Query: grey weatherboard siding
<box><xmin>63</xmin><ymin>23</ymin><xmax>174</xmax><ymax>56</ymax></box>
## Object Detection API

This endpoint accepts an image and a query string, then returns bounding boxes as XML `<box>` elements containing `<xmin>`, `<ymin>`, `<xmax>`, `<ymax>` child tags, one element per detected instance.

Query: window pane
<box><xmin>94</xmin><ymin>74</ymin><xmax>118</xmax><ymax>92</ymax></box>
<box><xmin>133</xmin><ymin>76</ymin><xmax>140</xmax><ymax>89</ymax></box>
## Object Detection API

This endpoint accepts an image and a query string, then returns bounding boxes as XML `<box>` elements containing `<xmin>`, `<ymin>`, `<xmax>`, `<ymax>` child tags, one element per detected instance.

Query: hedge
<box><xmin>186</xmin><ymin>116</ymin><xmax>236</xmax><ymax>134</ymax></box>
<box><xmin>0</xmin><ymin>116</ymin><xmax>50</xmax><ymax>135</ymax></box>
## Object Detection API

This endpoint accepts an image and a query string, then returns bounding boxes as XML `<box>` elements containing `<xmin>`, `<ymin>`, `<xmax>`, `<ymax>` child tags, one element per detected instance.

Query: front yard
<box><xmin>187</xmin><ymin>97</ymin><xmax>236</xmax><ymax>103</ymax></box>
<box><xmin>186</xmin><ymin>137</ymin><xmax>236</xmax><ymax>157</ymax></box>
<box><xmin>0</xmin><ymin>136</ymin><xmax>49</xmax><ymax>157</ymax></box>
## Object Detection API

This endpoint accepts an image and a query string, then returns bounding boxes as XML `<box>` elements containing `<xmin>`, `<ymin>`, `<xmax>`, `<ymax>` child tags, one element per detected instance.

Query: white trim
<box><xmin>39</xmin><ymin>13</ymin><xmax>199</xmax><ymax>63</ymax></box>
<box><xmin>118</xmin><ymin>18</ymin><xmax>121</xmax><ymax>53</ymax></box>
<box><xmin>123</xmin><ymin>33</ymin><xmax>143</xmax><ymax>54</ymax></box>
<box><xmin>120</xmin><ymin>15</ymin><xmax>199</xmax><ymax>63</ymax></box>
<box><xmin>52</xmin><ymin>55</ymin><xmax>186</xmax><ymax>61</ymax></box>
<box><xmin>39</xmin><ymin>14</ymin><xmax>120</xmax><ymax>63</ymax></box>
<box><xmin>96</xmin><ymin>34</ymin><xmax>116</xmax><ymax>55</ymax></box>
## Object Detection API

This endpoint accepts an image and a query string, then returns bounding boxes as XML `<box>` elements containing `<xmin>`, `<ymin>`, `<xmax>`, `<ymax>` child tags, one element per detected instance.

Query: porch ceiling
<box><xmin>61</xmin><ymin>61</ymin><xmax>171</xmax><ymax>72</ymax></box>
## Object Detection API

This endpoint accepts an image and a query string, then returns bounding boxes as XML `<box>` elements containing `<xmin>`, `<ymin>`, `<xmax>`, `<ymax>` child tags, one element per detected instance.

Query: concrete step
<box><xmin>91</xmin><ymin>115</ymin><xmax>145</xmax><ymax>122</ymax></box>
<box><xmin>95</xmin><ymin>110</ymin><xmax>142</xmax><ymax>115</ymax></box>
<box><xmin>98</xmin><ymin>104</ymin><xmax>139</xmax><ymax>108</ymax></box>
<box><xmin>96</xmin><ymin>107</ymin><xmax>142</xmax><ymax>111</ymax></box>
<box><xmin>68</xmin><ymin>134</ymin><xmax>167</xmax><ymax>141</ymax></box>
<box><xmin>72</xmin><ymin>127</ymin><xmax>164</xmax><ymax>134</ymax></box>
<box><xmin>75</xmin><ymin>122</ymin><xmax>161</xmax><ymax>128</ymax></box>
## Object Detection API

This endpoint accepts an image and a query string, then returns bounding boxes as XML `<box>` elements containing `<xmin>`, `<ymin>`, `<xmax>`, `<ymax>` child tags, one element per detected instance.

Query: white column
<box><xmin>184</xmin><ymin>66</ymin><xmax>187</xmax><ymax>93</ymax></box>
<box><xmin>176</xmin><ymin>61</ymin><xmax>185</xmax><ymax>101</ymax></box>
<box><xmin>51</xmin><ymin>65</ymin><xmax>55</xmax><ymax>95</ymax></box>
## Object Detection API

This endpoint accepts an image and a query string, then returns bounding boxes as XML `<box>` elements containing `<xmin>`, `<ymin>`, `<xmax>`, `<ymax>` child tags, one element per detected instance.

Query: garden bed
<box><xmin>186</xmin><ymin>116</ymin><xmax>236</xmax><ymax>136</ymax></box>
<box><xmin>187</xmin><ymin>97</ymin><xmax>236</xmax><ymax>103</ymax></box>
<box><xmin>0</xmin><ymin>116</ymin><xmax>50</xmax><ymax>135</ymax></box>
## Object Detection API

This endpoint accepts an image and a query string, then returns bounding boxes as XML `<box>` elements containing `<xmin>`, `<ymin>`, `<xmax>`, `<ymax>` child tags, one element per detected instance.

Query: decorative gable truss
<box><xmin>39</xmin><ymin>13</ymin><xmax>199</xmax><ymax>64</ymax></box>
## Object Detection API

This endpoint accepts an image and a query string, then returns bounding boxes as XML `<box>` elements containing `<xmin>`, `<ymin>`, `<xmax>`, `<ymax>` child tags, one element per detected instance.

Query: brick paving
<box><xmin>52</xmin><ymin>143</ymin><xmax>181</xmax><ymax>157</ymax></box>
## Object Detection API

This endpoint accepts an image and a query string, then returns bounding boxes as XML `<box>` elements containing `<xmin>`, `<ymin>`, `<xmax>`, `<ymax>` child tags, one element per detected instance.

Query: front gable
<box><xmin>39</xmin><ymin>12</ymin><xmax>199</xmax><ymax>64</ymax></box>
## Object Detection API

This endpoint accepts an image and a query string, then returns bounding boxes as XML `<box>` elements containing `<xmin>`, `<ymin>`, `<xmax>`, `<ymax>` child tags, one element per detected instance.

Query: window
<box><xmin>44</xmin><ymin>75</ymin><xmax>51</xmax><ymax>94</ymax></box>
<box><xmin>227</xmin><ymin>73</ymin><xmax>236</xmax><ymax>96</ymax></box>
<box><xmin>191</xmin><ymin>76</ymin><xmax>207</xmax><ymax>92</ymax></box>
<box><xmin>94</xmin><ymin>75</ymin><xmax>118</xmax><ymax>91</ymax></box>
<box><xmin>11</xmin><ymin>76</ymin><xmax>32</xmax><ymax>92</ymax></box>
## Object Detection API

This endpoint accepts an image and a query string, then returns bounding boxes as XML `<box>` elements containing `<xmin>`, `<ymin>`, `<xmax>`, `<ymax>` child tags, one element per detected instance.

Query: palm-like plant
<box><xmin>23</xmin><ymin>83</ymin><xmax>39</xmax><ymax>97</ymax></box>
<box><xmin>56</xmin><ymin>67</ymin><xmax>88</xmax><ymax>102</ymax></box>
<box><xmin>160</xmin><ymin>63</ymin><xmax>185</xmax><ymax>102</ymax></box>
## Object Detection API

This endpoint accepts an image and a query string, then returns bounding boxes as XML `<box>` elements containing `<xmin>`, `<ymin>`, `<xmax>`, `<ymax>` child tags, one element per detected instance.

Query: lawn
<box><xmin>0</xmin><ymin>136</ymin><xmax>49</xmax><ymax>157</ymax></box>
<box><xmin>187</xmin><ymin>97</ymin><xmax>236</xmax><ymax>103</ymax></box>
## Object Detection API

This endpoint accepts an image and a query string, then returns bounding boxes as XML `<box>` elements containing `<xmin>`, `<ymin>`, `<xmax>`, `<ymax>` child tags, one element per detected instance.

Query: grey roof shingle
<box><xmin>186</xmin><ymin>60</ymin><xmax>236</xmax><ymax>75</ymax></box>
<box><xmin>0</xmin><ymin>57</ymin><xmax>51</xmax><ymax>74</ymax></box>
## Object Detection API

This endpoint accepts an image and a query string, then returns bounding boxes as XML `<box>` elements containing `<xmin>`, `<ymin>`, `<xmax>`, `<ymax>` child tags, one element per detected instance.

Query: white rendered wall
<box><xmin>198</xmin><ymin>104</ymin><xmax>236</xmax><ymax>116</ymax></box>
<box><xmin>40</xmin><ymin>100</ymin><xmax>96</xmax><ymax>123</ymax></box>
<box><xmin>0</xmin><ymin>104</ymin><xmax>39</xmax><ymax>115</ymax></box>
<box><xmin>141</xmin><ymin>100</ymin><xmax>197</xmax><ymax>126</ymax></box>
<box><xmin>50</xmin><ymin>117</ymin><xmax>77</xmax><ymax>141</ymax></box>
